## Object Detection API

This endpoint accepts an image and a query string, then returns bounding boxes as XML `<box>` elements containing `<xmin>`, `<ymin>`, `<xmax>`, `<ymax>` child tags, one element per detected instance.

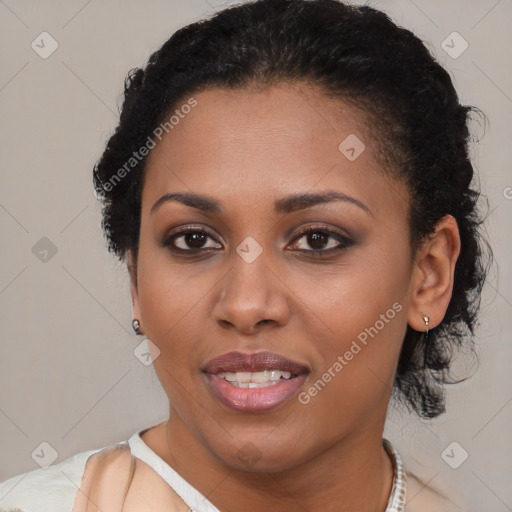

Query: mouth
<box><xmin>202</xmin><ymin>351</ymin><xmax>310</xmax><ymax>413</ymax></box>
<box><xmin>216</xmin><ymin>369</ymin><xmax>297</xmax><ymax>388</ymax></box>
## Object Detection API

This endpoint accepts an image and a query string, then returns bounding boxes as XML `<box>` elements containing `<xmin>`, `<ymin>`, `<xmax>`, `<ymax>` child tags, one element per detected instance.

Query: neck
<box><xmin>145</xmin><ymin>412</ymin><xmax>395</xmax><ymax>512</ymax></box>
<box><xmin>218</xmin><ymin>433</ymin><xmax>394</xmax><ymax>512</ymax></box>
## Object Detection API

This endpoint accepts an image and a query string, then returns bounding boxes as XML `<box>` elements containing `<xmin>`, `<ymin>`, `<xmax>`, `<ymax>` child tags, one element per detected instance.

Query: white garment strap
<box><xmin>129</xmin><ymin>431</ymin><xmax>406</xmax><ymax>511</ymax></box>
<box><xmin>128</xmin><ymin>432</ymin><xmax>220</xmax><ymax>512</ymax></box>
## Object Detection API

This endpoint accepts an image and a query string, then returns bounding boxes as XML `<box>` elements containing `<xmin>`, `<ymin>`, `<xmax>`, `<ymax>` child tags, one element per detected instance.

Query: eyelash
<box><xmin>162</xmin><ymin>225</ymin><xmax>353</xmax><ymax>257</ymax></box>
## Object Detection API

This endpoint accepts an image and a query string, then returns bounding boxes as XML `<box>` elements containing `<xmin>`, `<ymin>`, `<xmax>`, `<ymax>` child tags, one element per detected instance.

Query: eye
<box><xmin>162</xmin><ymin>225</ymin><xmax>353</xmax><ymax>256</ymax></box>
<box><xmin>162</xmin><ymin>226</ymin><xmax>222</xmax><ymax>253</ymax></box>
<box><xmin>288</xmin><ymin>226</ymin><xmax>353</xmax><ymax>256</ymax></box>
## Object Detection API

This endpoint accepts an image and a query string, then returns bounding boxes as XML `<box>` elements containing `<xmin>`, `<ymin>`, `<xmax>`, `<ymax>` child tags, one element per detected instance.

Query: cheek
<box><xmin>135</xmin><ymin>248</ymin><xmax>191</xmax><ymax>360</ymax></box>
<box><xmin>307</xmin><ymin>236</ymin><xmax>411</xmax><ymax>335</ymax></box>
<box><xmin>296</xmin><ymin>305</ymin><xmax>408</xmax><ymax>442</ymax></box>
<box><xmin>297</xmin><ymin>239</ymin><xmax>411</xmax><ymax>410</ymax></box>
<box><xmin>136</xmin><ymin>260</ymin><xmax>206</xmax><ymax>408</ymax></box>
<box><xmin>136</xmin><ymin>233</ymin><xmax>197</xmax><ymax>332</ymax></box>
<box><xmin>135</xmin><ymin>244</ymin><xmax>223</xmax><ymax>376</ymax></box>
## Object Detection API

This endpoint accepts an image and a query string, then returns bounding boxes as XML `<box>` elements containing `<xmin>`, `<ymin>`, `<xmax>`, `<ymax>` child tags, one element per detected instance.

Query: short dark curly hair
<box><xmin>93</xmin><ymin>0</ymin><xmax>491</xmax><ymax>418</ymax></box>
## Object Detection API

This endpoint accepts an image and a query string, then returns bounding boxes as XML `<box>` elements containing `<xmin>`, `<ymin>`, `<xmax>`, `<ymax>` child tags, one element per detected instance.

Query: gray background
<box><xmin>0</xmin><ymin>0</ymin><xmax>511</xmax><ymax>510</ymax></box>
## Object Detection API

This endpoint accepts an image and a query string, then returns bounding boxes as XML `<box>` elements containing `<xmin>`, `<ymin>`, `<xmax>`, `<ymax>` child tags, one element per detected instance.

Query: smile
<box><xmin>216</xmin><ymin>369</ymin><xmax>295</xmax><ymax>388</ymax></box>
<box><xmin>202</xmin><ymin>351</ymin><xmax>309</xmax><ymax>412</ymax></box>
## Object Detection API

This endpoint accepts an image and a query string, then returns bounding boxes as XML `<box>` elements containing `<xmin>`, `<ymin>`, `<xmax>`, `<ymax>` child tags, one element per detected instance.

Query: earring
<box><xmin>132</xmin><ymin>319</ymin><xmax>142</xmax><ymax>335</ymax></box>
<box><xmin>423</xmin><ymin>315</ymin><xmax>429</xmax><ymax>338</ymax></box>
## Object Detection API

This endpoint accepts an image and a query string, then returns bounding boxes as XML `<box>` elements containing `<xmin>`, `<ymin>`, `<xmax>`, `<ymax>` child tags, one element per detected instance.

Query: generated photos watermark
<box><xmin>298</xmin><ymin>301</ymin><xmax>403</xmax><ymax>405</ymax></box>
<box><xmin>102</xmin><ymin>97</ymin><xmax>198</xmax><ymax>192</ymax></box>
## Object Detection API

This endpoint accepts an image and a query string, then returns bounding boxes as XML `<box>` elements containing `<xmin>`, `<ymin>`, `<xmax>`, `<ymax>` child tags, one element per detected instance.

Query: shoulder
<box><xmin>74</xmin><ymin>441</ymin><xmax>190</xmax><ymax>511</ymax></box>
<box><xmin>405</xmin><ymin>472</ymin><xmax>463</xmax><ymax>511</ymax></box>
<box><xmin>0</xmin><ymin>443</ymin><xmax>123</xmax><ymax>512</ymax></box>
<box><xmin>73</xmin><ymin>442</ymin><xmax>135</xmax><ymax>511</ymax></box>
<box><xmin>0</xmin><ymin>448</ymin><xmax>100</xmax><ymax>511</ymax></box>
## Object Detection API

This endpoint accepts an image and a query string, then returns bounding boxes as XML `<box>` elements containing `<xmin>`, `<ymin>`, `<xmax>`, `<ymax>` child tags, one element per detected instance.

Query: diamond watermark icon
<box><xmin>236</xmin><ymin>236</ymin><xmax>263</xmax><ymax>263</ymax></box>
<box><xmin>338</xmin><ymin>134</ymin><xmax>366</xmax><ymax>161</ymax></box>
<box><xmin>32</xmin><ymin>237</ymin><xmax>58</xmax><ymax>263</ymax></box>
<box><xmin>134</xmin><ymin>338</ymin><xmax>161</xmax><ymax>366</ymax></box>
<box><xmin>31</xmin><ymin>32</ymin><xmax>59</xmax><ymax>59</ymax></box>
<box><xmin>31</xmin><ymin>441</ymin><xmax>58</xmax><ymax>469</ymax></box>
<box><xmin>237</xmin><ymin>442</ymin><xmax>262</xmax><ymax>468</ymax></box>
<box><xmin>441</xmin><ymin>32</ymin><xmax>468</xmax><ymax>59</ymax></box>
<box><xmin>441</xmin><ymin>441</ymin><xmax>469</xmax><ymax>469</ymax></box>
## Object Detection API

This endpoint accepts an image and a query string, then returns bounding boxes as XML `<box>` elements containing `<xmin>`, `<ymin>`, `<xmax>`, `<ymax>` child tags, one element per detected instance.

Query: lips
<box><xmin>202</xmin><ymin>351</ymin><xmax>309</xmax><ymax>375</ymax></box>
<box><xmin>202</xmin><ymin>351</ymin><xmax>310</xmax><ymax>413</ymax></box>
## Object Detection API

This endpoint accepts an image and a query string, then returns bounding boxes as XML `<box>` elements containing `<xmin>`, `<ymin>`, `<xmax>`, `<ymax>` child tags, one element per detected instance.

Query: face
<box><xmin>131</xmin><ymin>83</ymin><xmax>417</xmax><ymax>472</ymax></box>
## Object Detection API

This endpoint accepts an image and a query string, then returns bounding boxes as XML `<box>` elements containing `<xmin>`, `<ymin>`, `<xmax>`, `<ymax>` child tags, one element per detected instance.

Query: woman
<box><xmin>0</xmin><ymin>0</ymin><xmax>489</xmax><ymax>510</ymax></box>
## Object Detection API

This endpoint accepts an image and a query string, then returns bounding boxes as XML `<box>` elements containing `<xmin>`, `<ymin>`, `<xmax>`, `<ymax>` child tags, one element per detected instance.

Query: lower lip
<box><xmin>204</xmin><ymin>373</ymin><xmax>308</xmax><ymax>413</ymax></box>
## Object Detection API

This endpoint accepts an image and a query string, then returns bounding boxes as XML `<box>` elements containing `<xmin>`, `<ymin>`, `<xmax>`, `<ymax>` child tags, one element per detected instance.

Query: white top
<box><xmin>0</xmin><ymin>426</ymin><xmax>405</xmax><ymax>512</ymax></box>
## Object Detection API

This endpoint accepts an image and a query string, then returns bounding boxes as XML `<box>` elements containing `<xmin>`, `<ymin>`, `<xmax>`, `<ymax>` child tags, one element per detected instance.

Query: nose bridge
<box><xmin>213</xmin><ymin>238</ymin><xmax>289</xmax><ymax>332</ymax></box>
<box><xmin>232</xmin><ymin>242</ymin><xmax>271</xmax><ymax>298</ymax></box>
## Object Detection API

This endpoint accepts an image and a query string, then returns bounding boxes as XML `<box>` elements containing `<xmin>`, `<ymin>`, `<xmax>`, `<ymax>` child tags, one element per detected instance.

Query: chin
<box><xmin>209</xmin><ymin>435</ymin><xmax>315</xmax><ymax>474</ymax></box>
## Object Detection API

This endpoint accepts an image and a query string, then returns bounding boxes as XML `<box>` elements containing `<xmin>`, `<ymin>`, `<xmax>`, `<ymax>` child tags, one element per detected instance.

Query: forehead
<box><xmin>148</xmin><ymin>83</ymin><xmax>370</xmax><ymax>164</ymax></box>
<box><xmin>142</xmin><ymin>84</ymin><xmax>408</xmax><ymax>219</ymax></box>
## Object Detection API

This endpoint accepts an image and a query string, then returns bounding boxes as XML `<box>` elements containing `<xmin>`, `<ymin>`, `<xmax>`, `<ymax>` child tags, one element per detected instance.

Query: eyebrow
<box><xmin>150</xmin><ymin>190</ymin><xmax>372</xmax><ymax>216</ymax></box>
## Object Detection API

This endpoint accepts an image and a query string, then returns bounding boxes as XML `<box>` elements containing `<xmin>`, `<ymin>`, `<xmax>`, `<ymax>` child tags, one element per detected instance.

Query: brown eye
<box><xmin>163</xmin><ymin>228</ymin><xmax>222</xmax><ymax>252</ymax></box>
<box><xmin>182</xmin><ymin>232</ymin><xmax>208</xmax><ymax>249</ymax></box>
<box><xmin>307</xmin><ymin>231</ymin><xmax>329</xmax><ymax>250</ymax></box>
<box><xmin>289</xmin><ymin>227</ymin><xmax>353</xmax><ymax>256</ymax></box>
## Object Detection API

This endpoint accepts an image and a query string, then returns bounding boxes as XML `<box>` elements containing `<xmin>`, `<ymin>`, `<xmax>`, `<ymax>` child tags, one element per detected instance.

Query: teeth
<box><xmin>235</xmin><ymin>372</ymin><xmax>251</xmax><ymax>383</ymax></box>
<box><xmin>217</xmin><ymin>370</ymin><xmax>295</xmax><ymax>387</ymax></box>
<box><xmin>233</xmin><ymin>381</ymin><xmax>277</xmax><ymax>388</ymax></box>
<box><xmin>252</xmin><ymin>371</ymin><xmax>272</xmax><ymax>383</ymax></box>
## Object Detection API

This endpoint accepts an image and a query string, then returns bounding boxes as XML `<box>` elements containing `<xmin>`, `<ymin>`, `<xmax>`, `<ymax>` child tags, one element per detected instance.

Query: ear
<box><xmin>407</xmin><ymin>215</ymin><xmax>461</xmax><ymax>331</ymax></box>
<box><xmin>126</xmin><ymin>250</ymin><xmax>142</xmax><ymax>323</ymax></box>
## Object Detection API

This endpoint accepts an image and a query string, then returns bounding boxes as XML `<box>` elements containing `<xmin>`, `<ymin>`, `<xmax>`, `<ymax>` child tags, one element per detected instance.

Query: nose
<box><xmin>212</xmin><ymin>255</ymin><xmax>291</xmax><ymax>335</ymax></box>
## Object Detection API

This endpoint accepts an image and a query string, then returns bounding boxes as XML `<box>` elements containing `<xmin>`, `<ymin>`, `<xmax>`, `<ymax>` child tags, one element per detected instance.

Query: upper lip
<box><xmin>202</xmin><ymin>351</ymin><xmax>310</xmax><ymax>375</ymax></box>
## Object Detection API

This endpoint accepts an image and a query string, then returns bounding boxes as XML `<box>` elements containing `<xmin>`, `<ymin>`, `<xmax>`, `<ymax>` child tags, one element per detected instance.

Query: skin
<box><xmin>127</xmin><ymin>83</ymin><xmax>461</xmax><ymax>512</ymax></box>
